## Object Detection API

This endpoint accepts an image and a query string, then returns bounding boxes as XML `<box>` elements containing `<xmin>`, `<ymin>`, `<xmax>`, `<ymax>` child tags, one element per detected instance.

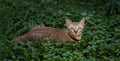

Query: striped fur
<box><xmin>12</xmin><ymin>18</ymin><xmax>85</xmax><ymax>43</ymax></box>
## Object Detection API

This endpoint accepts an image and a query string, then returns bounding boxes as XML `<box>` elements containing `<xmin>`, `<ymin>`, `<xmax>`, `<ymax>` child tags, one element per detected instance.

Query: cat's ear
<box><xmin>65</xmin><ymin>18</ymin><xmax>71</xmax><ymax>27</ymax></box>
<box><xmin>79</xmin><ymin>18</ymin><xmax>85</xmax><ymax>27</ymax></box>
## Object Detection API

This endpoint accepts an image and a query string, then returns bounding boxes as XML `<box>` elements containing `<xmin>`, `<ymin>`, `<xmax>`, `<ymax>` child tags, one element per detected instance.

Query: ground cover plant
<box><xmin>0</xmin><ymin>0</ymin><xmax>120</xmax><ymax>61</ymax></box>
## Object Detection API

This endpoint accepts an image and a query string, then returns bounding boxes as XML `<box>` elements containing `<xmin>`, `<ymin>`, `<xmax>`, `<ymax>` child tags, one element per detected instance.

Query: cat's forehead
<box><xmin>72</xmin><ymin>22</ymin><xmax>79</xmax><ymax>25</ymax></box>
<box><xmin>69</xmin><ymin>22</ymin><xmax>83</xmax><ymax>28</ymax></box>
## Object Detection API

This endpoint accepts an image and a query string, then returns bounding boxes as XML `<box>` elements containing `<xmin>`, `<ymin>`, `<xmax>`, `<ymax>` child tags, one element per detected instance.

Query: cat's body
<box><xmin>12</xmin><ymin>26</ymin><xmax>76</xmax><ymax>42</ymax></box>
<box><xmin>12</xmin><ymin>18</ymin><xmax>85</xmax><ymax>43</ymax></box>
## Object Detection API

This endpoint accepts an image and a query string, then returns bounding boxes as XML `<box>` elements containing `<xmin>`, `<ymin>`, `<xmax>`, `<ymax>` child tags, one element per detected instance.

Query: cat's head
<box><xmin>66</xmin><ymin>18</ymin><xmax>85</xmax><ymax>40</ymax></box>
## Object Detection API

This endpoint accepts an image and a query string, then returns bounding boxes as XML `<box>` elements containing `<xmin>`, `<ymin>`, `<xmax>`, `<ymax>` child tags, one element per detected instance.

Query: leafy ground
<box><xmin>0</xmin><ymin>0</ymin><xmax>120</xmax><ymax>61</ymax></box>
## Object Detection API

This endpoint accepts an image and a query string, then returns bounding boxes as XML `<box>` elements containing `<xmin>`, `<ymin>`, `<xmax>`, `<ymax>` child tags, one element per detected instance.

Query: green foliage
<box><xmin>0</xmin><ymin>0</ymin><xmax>120</xmax><ymax>61</ymax></box>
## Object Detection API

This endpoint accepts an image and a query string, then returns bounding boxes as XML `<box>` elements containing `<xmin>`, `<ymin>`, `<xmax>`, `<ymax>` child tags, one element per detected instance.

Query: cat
<box><xmin>12</xmin><ymin>18</ymin><xmax>85</xmax><ymax>43</ymax></box>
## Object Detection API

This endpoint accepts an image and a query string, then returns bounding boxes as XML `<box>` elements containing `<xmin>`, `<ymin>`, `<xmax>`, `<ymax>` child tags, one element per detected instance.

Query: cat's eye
<box><xmin>78</xmin><ymin>28</ymin><xmax>82</xmax><ymax>32</ymax></box>
<box><xmin>68</xmin><ymin>28</ymin><xmax>74</xmax><ymax>32</ymax></box>
<box><xmin>77</xmin><ymin>29</ymin><xmax>81</xmax><ymax>32</ymax></box>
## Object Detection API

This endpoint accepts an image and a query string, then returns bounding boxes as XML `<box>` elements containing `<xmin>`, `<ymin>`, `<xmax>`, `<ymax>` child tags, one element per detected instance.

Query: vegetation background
<box><xmin>0</xmin><ymin>0</ymin><xmax>120</xmax><ymax>61</ymax></box>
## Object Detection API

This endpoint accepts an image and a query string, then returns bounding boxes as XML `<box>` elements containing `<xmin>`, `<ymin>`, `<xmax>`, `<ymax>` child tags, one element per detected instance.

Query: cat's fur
<box><xmin>12</xmin><ymin>18</ymin><xmax>85</xmax><ymax>43</ymax></box>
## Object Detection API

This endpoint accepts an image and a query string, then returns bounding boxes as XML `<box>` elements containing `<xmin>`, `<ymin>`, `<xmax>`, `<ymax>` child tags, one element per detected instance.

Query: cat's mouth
<box><xmin>75</xmin><ymin>37</ymin><xmax>81</xmax><ymax>40</ymax></box>
<box><xmin>72</xmin><ymin>37</ymin><xmax>79</xmax><ymax>41</ymax></box>
<box><xmin>69</xmin><ymin>36</ymin><xmax>79</xmax><ymax>41</ymax></box>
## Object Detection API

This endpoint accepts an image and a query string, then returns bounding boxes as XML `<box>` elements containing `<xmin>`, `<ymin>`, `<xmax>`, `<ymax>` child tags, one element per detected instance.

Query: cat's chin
<box><xmin>75</xmin><ymin>37</ymin><xmax>81</xmax><ymax>40</ymax></box>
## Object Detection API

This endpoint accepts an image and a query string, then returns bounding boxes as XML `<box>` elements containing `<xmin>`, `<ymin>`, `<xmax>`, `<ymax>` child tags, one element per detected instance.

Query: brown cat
<box><xmin>12</xmin><ymin>18</ymin><xmax>85</xmax><ymax>43</ymax></box>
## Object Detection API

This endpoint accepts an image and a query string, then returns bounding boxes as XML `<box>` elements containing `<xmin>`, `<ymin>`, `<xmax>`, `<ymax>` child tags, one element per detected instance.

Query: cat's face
<box><xmin>66</xmin><ymin>18</ymin><xmax>85</xmax><ymax>40</ymax></box>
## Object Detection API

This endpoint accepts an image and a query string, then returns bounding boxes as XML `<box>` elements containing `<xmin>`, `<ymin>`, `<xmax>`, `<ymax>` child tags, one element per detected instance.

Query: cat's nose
<box><xmin>74</xmin><ymin>30</ymin><xmax>78</xmax><ymax>33</ymax></box>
